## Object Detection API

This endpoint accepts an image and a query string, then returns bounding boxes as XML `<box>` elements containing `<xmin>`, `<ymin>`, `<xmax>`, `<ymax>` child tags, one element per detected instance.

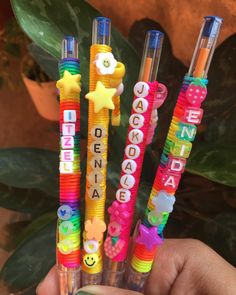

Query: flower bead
<box><xmin>85</xmin><ymin>217</ymin><xmax>106</xmax><ymax>240</ymax></box>
<box><xmin>108</xmin><ymin>200</ymin><xmax>131</xmax><ymax>224</ymax></box>
<box><xmin>95</xmin><ymin>52</ymin><xmax>117</xmax><ymax>75</ymax></box>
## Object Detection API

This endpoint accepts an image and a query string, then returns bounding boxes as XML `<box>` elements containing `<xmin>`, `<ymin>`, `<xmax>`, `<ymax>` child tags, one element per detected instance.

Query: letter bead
<box><xmin>120</xmin><ymin>174</ymin><xmax>135</xmax><ymax>189</ymax></box>
<box><xmin>171</xmin><ymin>141</ymin><xmax>192</xmax><ymax>158</ymax></box>
<box><xmin>129</xmin><ymin>114</ymin><xmax>144</xmax><ymax>129</ymax></box>
<box><xmin>162</xmin><ymin>173</ymin><xmax>181</xmax><ymax>190</ymax></box>
<box><xmin>125</xmin><ymin>144</ymin><xmax>140</xmax><ymax>160</ymax></box>
<box><xmin>116</xmin><ymin>188</ymin><xmax>131</xmax><ymax>203</ymax></box>
<box><xmin>91</xmin><ymin>126</ymin><xmax>106</xmax><ymax>139</ymax></box>
<box><xmin>90</xmin><ymin>156</ymin><xmax>106</xmax><ymax>170</ymax></box>
<box><xmin>60</xmin><ymin>162</ymin><xmax>73</xmax><ymax>174</ymax></box>
<box><xmin>184</xmin><ymin>107</ymin><xmax>203</xmax><ymax>125</ymax></box>
<box><xmin>61</xmin><ymin>150</ymin><xmax>74</xmax><ymax>162</ymax></box>
<box><xmin>121</xmin><ymin>159</ymin><xmax>137</xmax><ymax>174</ymax></box>
<box><xmin>176</xmin><ymin>122</ymin><xmax>197</xmax><ymax>141</ymax></box>
<box><xmin>89</xmin><ymin>141</ymin><xmax>105</xmax><ymax>155</ymax></box>
<box><xmin>128</xmin><ymin>129</ymin><xmax>144</xmax><ymax>145</ymax></box>
<box><xmin>88</xmin><ymin>186</ymin><xmax>103</xmax><ymax>200</ymax></box>
<box><xmin>62</xmin><ymin>123</ymin><xmax>75</xmax><ymax>136</ymax></box>
<box><xmin>63</xmin><ymin>110</ymin><xmax>76</xmax><ymax>122</ymax></box>
<box><xmin>61</xmin><ymin>136</ymin><xmax>74</xmax><ymax>149</ymax></box>
<box><xmin>167</xmin><ymin>156</ymin><xmax>186</xmax><ymax>173</ymax></box>
<box><xmin>132</xmin><ymin>98</ymin><xmax>149</xmax><ymax>114</ymax></box>
<box><xmin>87</xmin><ymin>172</ymin><xmax>103</xmax><ymax>185</ymax></box>
<box><xmin>133</xmin><ymin>82</ymin><xmax>149</xmax><ymax>98</ymax></box>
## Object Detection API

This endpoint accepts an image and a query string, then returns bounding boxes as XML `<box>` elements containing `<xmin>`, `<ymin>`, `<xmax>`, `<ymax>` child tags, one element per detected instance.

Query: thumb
<box><xmin>77</xmin><ymin>285</ymin><xmax>142</xmax><ymax>295</ymax></box>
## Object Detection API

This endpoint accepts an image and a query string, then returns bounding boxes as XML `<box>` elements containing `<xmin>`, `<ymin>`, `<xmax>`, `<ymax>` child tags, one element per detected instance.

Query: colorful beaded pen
<box><xmin>126</xmin><ymin>16</ymin><xmax>223</xmax><ymax>292</ymax></box>
<box><xmin>82</xmin><ymin>17</ymin><xmax>125</xmax><ymax>286</ymax></box>
<box><xmin>56</xmin><ymin>36</ymin><xmax>82</xmax><ymax>295</ymax></box>
<box><xmin>103</xmin><ymin>30</ymin><xmax>167</xmax><ymax>287</ymax></box>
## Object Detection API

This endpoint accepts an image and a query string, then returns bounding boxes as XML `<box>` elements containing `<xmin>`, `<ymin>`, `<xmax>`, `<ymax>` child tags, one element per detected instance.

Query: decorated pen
<box><xmin>103</xmin><ymin>30</ymin><xmax>167</xmax><ymax>287</ymax></box>
<box><xmin>82</xmin><ymin>17</ymin><xmax>125</xmax><ymax>286</ymax></box>
<box><xmin>126</xmin><ymin>16</ymin><xmax>223</xmax><ymax>292</ymax></box>
<box><xmin>56</xmin><ymin>36</ymin><xmax>82</xmax><ymax>295</ymax></box>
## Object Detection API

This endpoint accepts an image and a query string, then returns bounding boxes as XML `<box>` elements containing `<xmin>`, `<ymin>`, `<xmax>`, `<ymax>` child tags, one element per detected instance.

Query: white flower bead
<box><xmin>95</xmin><ymin>52</ymin><xmax>117</xmax><ymax>75</ymax></box>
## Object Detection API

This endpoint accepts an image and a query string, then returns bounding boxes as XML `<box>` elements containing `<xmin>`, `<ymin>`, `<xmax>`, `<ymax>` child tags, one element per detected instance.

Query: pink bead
<box><xmin>186</xmin><ymin>84</ymin><xmax>207</xmax><ymax>107</ymax></box>
<box><xmin>183</xmin><ymin>107</ymin><xmax>203</xmax><ymax>125</ymax></box>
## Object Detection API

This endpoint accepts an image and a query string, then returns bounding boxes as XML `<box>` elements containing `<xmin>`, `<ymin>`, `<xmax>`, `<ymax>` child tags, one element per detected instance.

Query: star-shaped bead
<box><xmin>56</xmin><ymin>70</ymin><xmax>81</xmax><ymax>95</ymax></box>
<box><xmin>135</xmin><ymin>224</ymin><xmax>163</xmax><ymax>250</ymax></box>
<box><xmin>85</xmin><ymin>81</ymin><xmax>116</xmax><ymax>113</ymax></box>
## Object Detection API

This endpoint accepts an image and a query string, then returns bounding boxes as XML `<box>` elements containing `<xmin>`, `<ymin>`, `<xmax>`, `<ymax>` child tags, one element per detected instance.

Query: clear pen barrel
<box><xmin>139</xmin><ymin>30</ymin><xmax>164</xmax><ymax>82</ymax></box>
<box><xmin>62</xmin><ymin>36</ymin><xmax>78</xmax><ymax>59</ymax></box>
<box><xmin>188</xmin><ymin>16</ymin><xmax>223</xmax><ymax>78</ymax></box>
<box><xmin>92</xmin><ymin>17</ymin><xmax>111</xmax><ymax>45</ymax></box>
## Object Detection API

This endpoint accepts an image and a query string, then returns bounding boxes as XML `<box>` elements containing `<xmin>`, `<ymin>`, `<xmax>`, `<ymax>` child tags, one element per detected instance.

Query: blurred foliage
<box><xmin>0</xmin><ymin>1</ymin><xmax>234</xmax><ymax>294</ymax></box>
<box><xmin>0</xmin><ymin>18</ymin><xmax>27</xmax><ymax>89</ymax></box>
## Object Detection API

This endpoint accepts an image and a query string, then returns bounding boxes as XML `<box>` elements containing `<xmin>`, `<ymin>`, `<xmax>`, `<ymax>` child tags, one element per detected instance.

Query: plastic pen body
<box><xmin>57</xmin><ymin>36</ymin><xmax>82</xmax><ymax>295</ymax></box>
<box><xmin>81</xmin><ymin>17</ymin><xmax>111</xmax><ymax>286</ymax></box>
<box><xmin>103</xmin><ymin>30</ymin><xmax>164</xmax><ymax>288</ymax></box>
<box><xmin>126</xmin><ymin>16</ymin><xmax>223</xmax><ymax>293</ymax></box>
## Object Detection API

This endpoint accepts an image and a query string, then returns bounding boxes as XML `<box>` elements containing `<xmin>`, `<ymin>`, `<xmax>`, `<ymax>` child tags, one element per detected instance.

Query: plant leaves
<box><xmin>0</xmin><ymin>218</ymin><xmax>56</xmax><ymax>293</ymax></box>
<box><xmin>28</xmin><ymin>43</ymin><xmax>59</xmax><ymax>81</ymax></box>
<box><xmin>187</xmin><ymin>144</ymin><xmax>236</xmax><ymax>187</ymax></box>
<box><xmin>0</xmin><ymin>148</ymin><xmax>58</xmax><ymax>196</ymax></box>
<box><xmin>0</xmin><ymin>184</ymin><xmax>57</xmax><ymax>215</ymax></box>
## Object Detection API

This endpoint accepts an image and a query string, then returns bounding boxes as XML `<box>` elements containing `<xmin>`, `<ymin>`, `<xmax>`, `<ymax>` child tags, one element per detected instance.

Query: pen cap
<box><xmin>62</xmin><ymin>36</ymin><xmax>78</xmax><ymax>59</ymax></box>
<box><xmin>188</xmin><ymin>16</ymin><xmax>223</xmax><ymax>78</ymax></box>
<box><xmin>139</xmin><ymin>30</ymin><xmax>164</xmax><ymax>82</ymax></box>
<box><xmin>92</xmin><ymin>17</ymin><xmax>111</xmax><ymax>45</ymax></box>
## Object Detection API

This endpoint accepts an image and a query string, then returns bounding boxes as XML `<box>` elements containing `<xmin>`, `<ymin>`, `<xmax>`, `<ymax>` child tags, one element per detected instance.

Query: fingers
<box><xmin>77</xmin><ymin>285</ymin><xmax>142</xmax><ymax>295</ymax></box>
<box><xmin>145</xmin><ymin>239</ymin><xmax>188</xmax><ymax>295</ymax></box>
<box><xmin>36</xmin><ymin>265</ymin><xmax>59</xmax><ymax>295</ymax></box>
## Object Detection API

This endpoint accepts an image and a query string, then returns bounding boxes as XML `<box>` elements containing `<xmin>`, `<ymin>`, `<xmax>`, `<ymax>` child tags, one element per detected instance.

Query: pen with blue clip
<box><xmin>126</xmin><ymin>16</ymin><xmax>223</xmax><ymax>293</ymax></box>
<box><xmin>56</xmin><ymin>36</ymin><xmax>82</xmax><ymax>295</ymax></box>
<box><xmin>103</xmin><ymin>30</ymin><xmax>166</xmax><ymax>287</ymax></box>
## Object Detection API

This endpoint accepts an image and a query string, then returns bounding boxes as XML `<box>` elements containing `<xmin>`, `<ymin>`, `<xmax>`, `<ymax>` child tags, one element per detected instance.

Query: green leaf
<box><xmin>14</xmin><ymin>212</ymin><xmax>55</xmax><ymax>246</ymax></box>
<box><xmin>187</xmin><ymin>144</ymin><xmax>236</xmax><ymax>187</ymax></box>
<box><xmin>0</xmin><ymin>218</ymin><xmax>56</xmax><ymax>293</ymax></box>
<box><xmin>11</xmin><ymin>0</ymin><xmax>140</xmax><ymax>143</ymax></box>
<box><xmin>0</xmin><ymin>184</ymin><xmax>57</xmax><ymax>215</ymax></box>
<box><xmin>0</xmin><ymin>148</ymin><xmax>58</xmax><ymax>196</ymax></box>
<box><xmin>28</xmin><ymin>43</ymin><xmax>59</xmax><ymax>81</ymax></box>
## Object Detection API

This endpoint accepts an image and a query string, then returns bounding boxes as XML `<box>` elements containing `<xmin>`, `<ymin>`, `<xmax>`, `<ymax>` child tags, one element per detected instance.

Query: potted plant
<box><xmin>21</xmin><ymin>54</ymin><xmax>59</xmax><ymax>121</ymax></box>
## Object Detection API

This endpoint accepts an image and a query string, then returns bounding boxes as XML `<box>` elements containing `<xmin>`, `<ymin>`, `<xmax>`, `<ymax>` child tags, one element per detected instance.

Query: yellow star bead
<box><xmin>85</xmin><ymin>81</ymin><xmax>116</xmax><ymax>113</ymax></box>
<box><xmin>56</xmin><ymin>70</ymin><xmax>81</xmax><ymax>95</ymax></box>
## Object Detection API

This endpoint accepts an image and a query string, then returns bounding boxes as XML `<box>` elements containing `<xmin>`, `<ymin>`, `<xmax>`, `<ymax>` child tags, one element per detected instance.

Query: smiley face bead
<box><xmin>83</xmin><ymin>253</ymin><xmax>99</xmax><ymax>268</ymax></box>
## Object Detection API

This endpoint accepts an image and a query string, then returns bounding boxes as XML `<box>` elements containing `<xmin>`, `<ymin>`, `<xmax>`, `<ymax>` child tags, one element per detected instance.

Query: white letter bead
<box><xmin>89</xmin><ymin>141</ymin><xmax>105</xmax><ymax>155</ymax></box>
<box><xmin>125</xmin><ymin>144</ymin><xmax>140</xmax><ymax>160</ymax></box>
<box><xmin>63</xmin><ymin>110</ymin><xmax>76</xmax><ymax>122</ymax></box>
<box><xmin>62</xmin><ymin>123</ymin><xmax>75</xmax><ymax>136</ymax></box>
<box><xmin>129</xmin><ymin>114</ymin><xmax>144</xmax><ymax>129</ymax></box>
<box><xmin>61</xmin><ymin>136</ymin><xmax>74</xmax><ymax>149</ymax></box>
<box><xmin>116</xmin><ymin>188</ymin><xmax>131</xmax><ymax>203</ymax></box>
<box><xmin>60</xmin><ymin>162</ymin><xmax>73</xmax><ymax>174</ymax></box>
<box><xmin>133</xmin><ymin>82</ymin><xmax>149</xmax><ymax>98</ymax></box>
<box><xmin>122</xmin><ymin>159</ymin><xmax>137</xmax><ymax>174</ymax></box>
<box><xmin>61</xmin><ymin>150</ymin><xmax>74</xmax><ymax>162</ymax></box>
<box><xmin>90</xmin><ymin>156</ymin><xmax>106</xmax><ymax>170</ymax></box>
<box><xmin>120</xmin><ymin>174</ymin><xmax>135</xmax><ymax>189</ymax></box>
<box><xmin>132</xmin><ymin>98</ymin><xmax>149</xmax><ymax>114</ymax></box>
<box><xmin>91</xmin><ymin>126</ymin><xmax>106</xmax><ymax>139</ymax></box>
<box><xmin>87</xmin><ymin>171</ymin><xmax>103</xmax><ymax>185</ymax></box>
<box><xmin>128</xmin><ymin>129</ymin><xmax>144</xmax><ymax>144</ymax></box>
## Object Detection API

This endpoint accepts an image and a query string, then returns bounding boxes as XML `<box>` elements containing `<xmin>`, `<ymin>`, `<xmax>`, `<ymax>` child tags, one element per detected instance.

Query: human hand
<box><xmin>37</xmin><ymin>239</ymin><xmax>236</xmax><ymax>295</ymax></box>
